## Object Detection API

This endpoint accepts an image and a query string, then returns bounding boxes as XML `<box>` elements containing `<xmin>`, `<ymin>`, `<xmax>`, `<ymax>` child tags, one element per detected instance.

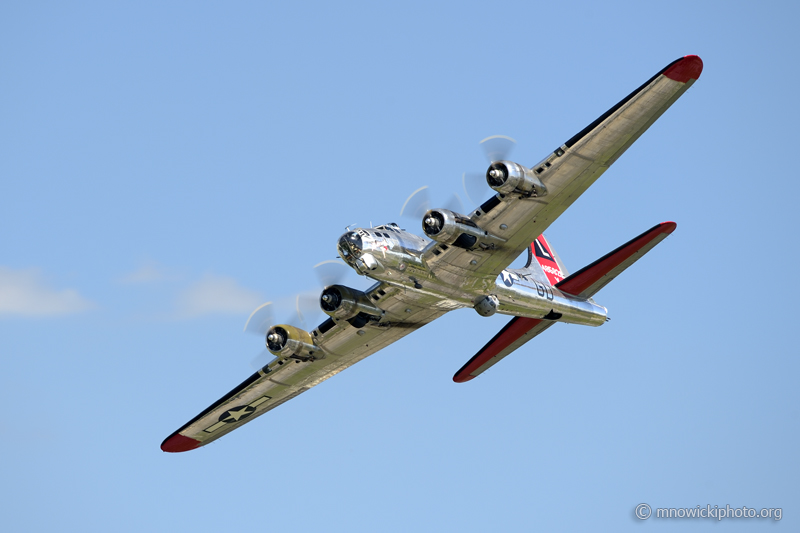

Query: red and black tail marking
<box><xmin>530</xmin><ymin>235</ymin><xmax>565</xmax><ymax>285</ymax></box>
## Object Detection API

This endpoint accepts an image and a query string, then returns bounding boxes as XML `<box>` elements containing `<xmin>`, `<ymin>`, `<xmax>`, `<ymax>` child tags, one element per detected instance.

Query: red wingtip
<box><xmin>660</xmin><ymin>221</ymin><xmax>678</xmax><ymax>233</ymax></box>
<box><xmin>664</xmin><ymin>55</ymin><xmax>703</xmax><ymax>83</ymax></box>
<box><xmin>161</xmin><ymin>434</ymin><xmax>201</xmax><ymax>453</ymax></box>
<box><xmin>453</xmin><ymin>374</ymin><xmax>475</xmax><ymax>384</ymax></box>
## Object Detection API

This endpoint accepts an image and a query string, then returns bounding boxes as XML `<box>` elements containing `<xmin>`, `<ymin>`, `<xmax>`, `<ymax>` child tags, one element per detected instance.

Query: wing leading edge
<box><xmin>453</xmin><ymin>222</ymin><xmax>677</xmax><ymax>383</ymax></box>
<box><xmin>425</xmin><ymin>55</ymin><xmax>702</xmax><ymax>287</ymax></box>
<box><xmin>162</xmin><ymin>284</ymin><xmax>447</xmax><ymax>452</ymax></box>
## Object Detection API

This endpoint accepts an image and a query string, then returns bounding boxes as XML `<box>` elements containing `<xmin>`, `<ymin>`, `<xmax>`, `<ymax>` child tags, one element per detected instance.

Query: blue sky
<box><xmin>1</xmin><ymin>1</ymin><xmax>798</xmax><ymax>530</ymax></box>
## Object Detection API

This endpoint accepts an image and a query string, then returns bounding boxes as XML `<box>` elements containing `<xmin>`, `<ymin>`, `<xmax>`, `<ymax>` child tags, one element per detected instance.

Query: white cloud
<box><xmin>0</xmin><ymin>267</ymin><xmax>95</xmax><ymax>317</ymax></box>
<box><xmin>119</xmin><ymin>260</ymin><xmax>174</xmax><ymax>284</ymax></box>
<box><xmin>175</xmin><ymin>274</ymin><xmax>263</xmax><ymax>318</ymax></box>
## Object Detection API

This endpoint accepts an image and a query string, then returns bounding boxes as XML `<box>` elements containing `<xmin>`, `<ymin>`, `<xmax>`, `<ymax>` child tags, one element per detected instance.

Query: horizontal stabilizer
<box><xmin>453</xmin><ymin>318</ymin><xmax>554</xmax><ymax>383</ymax></box>
<box><xmin>453</xmin><ymin>222</ymin><xmax>676</xmax><ymax>383</ymax></box>
<box><xmin>556</xmin><ymin>221</ymin><xmax>676</xmax><ymax>298</ymax></box>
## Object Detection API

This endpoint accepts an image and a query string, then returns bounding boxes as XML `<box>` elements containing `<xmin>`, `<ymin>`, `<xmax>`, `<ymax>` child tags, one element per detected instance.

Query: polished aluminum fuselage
<box><xmin>337</xmin><ymin>225</ymin><xmax>607</xmax><ymax>327</ymax></box>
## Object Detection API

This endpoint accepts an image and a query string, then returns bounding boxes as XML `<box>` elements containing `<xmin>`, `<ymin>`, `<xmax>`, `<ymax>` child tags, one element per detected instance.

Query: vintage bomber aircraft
<box><xmin>162</xmin><ymin>55</ymin><xmax>703</xmax><ymax>452</ymax></box>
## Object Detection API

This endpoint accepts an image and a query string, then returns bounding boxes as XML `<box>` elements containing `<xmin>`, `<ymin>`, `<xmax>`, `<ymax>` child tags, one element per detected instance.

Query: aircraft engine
<box><xmin>266</xmin><ymin>324</ymin><xmax>318</xmax><ymax>360</ymax></box>
<box><xmin>320</xmin><ymin>285</ymin><xmax>383</xmax><ymax>328</ymax></box>
<box><xmin>422</xmin><ymin>209</ymin><xmax>504</xmax><ymax>250</ymax></box>
<box><xmin>486</xmin><ymin>161</ymin><xmax>547</xmax><ymax>197</ymax></box>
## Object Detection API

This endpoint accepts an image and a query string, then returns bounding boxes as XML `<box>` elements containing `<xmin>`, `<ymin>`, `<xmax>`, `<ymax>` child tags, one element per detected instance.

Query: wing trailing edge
<box><xmin>453</xmin><ymin>222</ymin><xmax>677</xmax><ymax>383</ymax></box>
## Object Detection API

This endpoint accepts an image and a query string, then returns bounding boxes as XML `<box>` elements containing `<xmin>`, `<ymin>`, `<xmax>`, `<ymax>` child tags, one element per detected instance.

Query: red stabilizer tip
<box><xmin>161</xmin><ymin>434</ymin><xmax>201</xmax><ymax>453</ymax></box>
<box><xmin>664</xmin><ymin>55</ymin><xmax>703</xmax><ymax>83</ymax></box>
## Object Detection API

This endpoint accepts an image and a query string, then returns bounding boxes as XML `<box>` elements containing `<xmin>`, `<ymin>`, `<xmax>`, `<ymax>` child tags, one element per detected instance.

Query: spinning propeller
<box><xmin>400</xmin><ymin>135</ymin><xmax>517</xmax><ymax>221</ymax></box>
<box><xmin>462</xmin><ymin>135</ymin><xmax>517</xmax><ymax>206</ymax></box>
<box><xmin>243</xmin><ymin>260</ymin><xmax>351</xmax><ymax>368</ymax></box>
<box><xmin>400</xmin><ymin>186</ymin><xmax>464</xmax><ymax>221</ymax></box>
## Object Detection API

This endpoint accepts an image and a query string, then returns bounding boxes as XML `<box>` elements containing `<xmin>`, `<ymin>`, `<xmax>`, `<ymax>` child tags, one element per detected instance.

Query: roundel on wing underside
<box><xmin>219</xmin><ymin>405</ymin><xmax>256</xmax><ymax>423</ymax></box>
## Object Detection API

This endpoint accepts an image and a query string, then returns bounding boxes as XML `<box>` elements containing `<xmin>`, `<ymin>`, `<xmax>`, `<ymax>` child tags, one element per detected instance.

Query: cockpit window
<box><xmin>375</xmin><ymin>223</ymin><xmax>400</xmax><ymax>232</ymax></box>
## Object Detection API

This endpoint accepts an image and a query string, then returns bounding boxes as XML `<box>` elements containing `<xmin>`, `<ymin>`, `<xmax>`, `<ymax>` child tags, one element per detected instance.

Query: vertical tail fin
<box><xmin>521</xmin><ymin>235</ymin><xmax>568</xmax><ymax>285</ymax></box>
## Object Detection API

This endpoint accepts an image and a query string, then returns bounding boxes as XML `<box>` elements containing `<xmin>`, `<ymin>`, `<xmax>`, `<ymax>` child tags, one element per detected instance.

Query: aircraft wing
<box><xmin>425</xmin><ymin>56</ymin><xmax>702</xmax><ymax>286</ymax></box>
<box><xmin>161</xmin><ymin>283</ymin><xmax>448</xmax><ymax>452</ymax></box>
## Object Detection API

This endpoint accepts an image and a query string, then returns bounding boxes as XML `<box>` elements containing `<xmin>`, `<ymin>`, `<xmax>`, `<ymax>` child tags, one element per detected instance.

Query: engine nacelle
<box><xmin>474</xmin><ymin>295</ymin><xmax>499</xmax><ymax>317</ymax></box>
<box><xmin>486</xmin><ymin>161</ymin><xmax>547</xmax><ymax>197</ymax></box>
<box><xmin>422</xmin><ymin>209</ymin><xmax>505</xmax><ymax>250</ymax></box>
<box><xmin>266</xmin><ymin>324</ymin><xmax>318</xmax><ymax>360</ymax></box>
<box><xmin>320</xmin><ymin>285</ymin><xmax>383</xmax><ymax>328</ymax></box>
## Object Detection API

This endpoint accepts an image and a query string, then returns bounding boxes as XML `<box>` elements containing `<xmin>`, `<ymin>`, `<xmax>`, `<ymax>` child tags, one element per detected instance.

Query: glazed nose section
<box><xmin>339</xmin><ymin>232</ymin><xmax>363</xmax><ymax>253</ymax></box>
<box><xmin>338</xmin><ymin>231</ymin><xmax>364</xmax><ymax>263</ymax></box>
